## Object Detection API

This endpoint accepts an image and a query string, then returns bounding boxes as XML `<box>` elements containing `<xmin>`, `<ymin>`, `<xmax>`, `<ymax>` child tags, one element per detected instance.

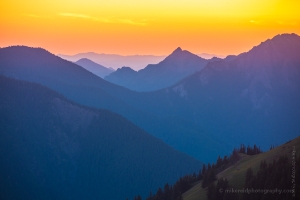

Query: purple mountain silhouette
<box><xmin>75</xmin><ymin>58</ymin><xmax>114</xmax><ymax>78</ymax></box>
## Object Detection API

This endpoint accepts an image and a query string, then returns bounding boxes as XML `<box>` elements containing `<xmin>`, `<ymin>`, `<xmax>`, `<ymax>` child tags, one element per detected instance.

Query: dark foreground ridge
<box><xmin>0</xmin><ymin>76</ymin><xmax>202</xmax><ymax>200</ymax></box>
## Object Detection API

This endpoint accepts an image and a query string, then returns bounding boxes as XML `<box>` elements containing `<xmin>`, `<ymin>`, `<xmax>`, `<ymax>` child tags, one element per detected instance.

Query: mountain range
<box><xmin>126</xmin><ymin>33</ymin><xmax>300</xmax><ymax>150</ymax></box>
<box><xmin>1</xmin><ymin>33</ymin><xmax>300</xmax><ymax>200</ymax></box>
<box><xmin>0</xmin><ymin>76</ymin><xmax>202</xmax><ymax>200</ymax></box>
<box><xmin>75</xmin><ymin>58</ymin><xmax>114</xmax><ymax>78</ymax></box>
<box><xmin>58</xmin><ymin>52</ymin><xmax>165</xmax><ymax>71</ymax></box>
<box><xmin>104</xmin><ymin>47</ymin><xmax>217</xmax><ymax>91</ymax></box>
<box><xmin>1</xmin><ymin>33</ymin><xmax>299</xmax><ymax>164</ymax></box>
<box><xmin>0</xmin><ymin>45</ymin><xmax>225</xmax><ymax>162</ymax></box>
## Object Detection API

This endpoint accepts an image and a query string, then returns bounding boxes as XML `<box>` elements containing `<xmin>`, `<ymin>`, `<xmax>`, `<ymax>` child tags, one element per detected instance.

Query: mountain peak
<box><xmin>260</xmin><ymin>33</ymin><xmax>300</xmax><ymax>46</ymax></box>
<box><xmin>272</xmin><ymin>33</ymin><xmax>299</xmax><ymax>40</ymax></box>
<box><xmin>172</xmin><ymin>47</ymin><xmax>183</xmax><ymax>54</ymax></box>
<box><xmin>1</xmin><ymin>46</ymin><xmax>53</xmax><ymax>57</ymax></box>
<box><xmin>246</xmin><ymin>33</ymin><xmax>300</xmax><ymax>57</ymax></box>
<box><xmin>166</xmin><ymin>47</ymin><xmax>185</xmax><ymax>59</ymax></box>
<box><xmin>119</xmin><ymin>66</ymin><xmax>135</xmax><ymax>71</ymax></box>
<box><xmin>76</xmin><ymin>58</ymin><xmax>92</xmax><ymax>62</ymax></box>
<box><xmin>114</xmin><ymin>66</ymin><xmax>137</xmax><ymax>74</ymax></box>
<box><xmin>75</xmin><ymin>58</ymin><xmax>100</xmax><ymax>66</ymax></box>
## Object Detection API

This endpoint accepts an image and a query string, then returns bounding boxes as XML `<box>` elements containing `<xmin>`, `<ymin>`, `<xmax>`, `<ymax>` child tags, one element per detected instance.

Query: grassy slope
<box><xmin>183</xmin><ymin>136</ymin><xmax>300</xmax><ymax>200</ymax></box>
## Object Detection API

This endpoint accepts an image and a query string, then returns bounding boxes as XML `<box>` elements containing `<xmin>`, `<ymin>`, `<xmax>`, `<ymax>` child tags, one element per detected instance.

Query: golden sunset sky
<box><xmin>1</xmin><ymin>0</ymin><xmax>299</xmax><ymax>56</ymax></box>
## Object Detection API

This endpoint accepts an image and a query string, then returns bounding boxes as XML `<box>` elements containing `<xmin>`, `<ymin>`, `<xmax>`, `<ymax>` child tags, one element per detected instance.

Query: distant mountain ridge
<box><xmin>58</xmin><ymin>52</ymin><xmax>165</xmax><ymax>71</ymax></box>
<box><xmin>0</xmin><ymin>45</ymin><xmax>222</xmax><ymax>163</ymax></box>
<box><xmin>75</xmin><ymin>58</ymin><xmax>114</xmax><ymax>78</ymax></box>
<box><xmin>1</xmin><ymin>33</ymin><xmax>299</xmax><ymax>163</ymax></box>
<box><xmin>129</xmin><ymin>33</ymin><xmax>300</xmax><ymax>151</ymax></box>
<box><xmin>105</xmin><ymin>47</ymin><xmax>210</xmax><ymax>91</ymax></box>
<box><xmin>0</xmin><ymin>76</ymin><xmax>202</xmax><ymax>200</ymax></box>
<box><xmin>197</xmin><ymin>53</ymin><xmax>225</xmax><ymax>59</ymax></box>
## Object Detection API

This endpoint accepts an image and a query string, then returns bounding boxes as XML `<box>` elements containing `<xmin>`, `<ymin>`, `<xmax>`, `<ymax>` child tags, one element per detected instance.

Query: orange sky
<box><xmin>1</xmin><ymin>0</ymin><xmax>299</xmax><ymax>56</ymax></box>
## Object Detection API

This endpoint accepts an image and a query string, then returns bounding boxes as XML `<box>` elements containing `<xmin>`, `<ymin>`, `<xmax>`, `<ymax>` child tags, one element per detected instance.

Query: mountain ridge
<box><xmin>105</xmin><ymin>47</ymin><xmax>209</xmax><ymax>91</ymax></box>
<box><xmin>58</xmin><ymin>52</ymin><xmax>165</xmax><ymax>71</ymax></box>
<box><xmin>1</xmin><ymin>33</ymin><xmax>299</xmax><ymax>163</ymax></box>
<box><xmin>0</xmin><ymin>45</ymin><xmax>223</xmax><ymax>162</ymax></box>
<box><xmin>75</xmin><ymin>58</ymin><xmax>114</xmax><ymax>78</ymax></box>
<box><xmin>0</xmin><ymin>75</ymin><xmax>203</xmax><ymax>200</ymax></box>
<box><xmin>113</xmin><ymin>33</ymin><xmax>300</xmax><ymax>157</ymax></box>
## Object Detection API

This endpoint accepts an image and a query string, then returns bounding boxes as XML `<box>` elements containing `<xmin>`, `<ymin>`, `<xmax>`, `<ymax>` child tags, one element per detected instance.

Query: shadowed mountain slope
<box><xmin>132</xmin><ymin>33</ymin><xmax>300</xmax><ymax>152</ymax></box>
<box><xmin>0</xmin><ymin>76</ymin><xmax>202</xmax><ymax>200</ymax></box>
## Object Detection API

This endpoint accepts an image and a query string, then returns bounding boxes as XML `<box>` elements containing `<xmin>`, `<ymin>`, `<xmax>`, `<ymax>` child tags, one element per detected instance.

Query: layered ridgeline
<box><xmin>123</xmin><ymin>33</ymin><xmax>300</xmax><ymax>154</ymax></box>
<box><xmin>75</xmin><ymin>58</ymin><xmax>114</xmax><ymax>78</ymax></box>
<box><xmin>104</xmin><ymin>47</ymin><xmax>212</xmax><ymax>91</ymax></box>
<box><xmin>1</xmin><ymin>33</ymin><xmax>299</xmax><ymax>163</ymax></box>
<box><xmin>0</xmin><ymin>45</ymin><xmax>225</xmax><ymax>162</ymax></box>
<box><xmin>0</xmin><ymin>76</ymin><xmax>202</xmax><ymax>200</ymax></box>
<box><xmin>58</xmin><ymin>52</ymin><xmax>165</xmax><ymax>71</ymax></box>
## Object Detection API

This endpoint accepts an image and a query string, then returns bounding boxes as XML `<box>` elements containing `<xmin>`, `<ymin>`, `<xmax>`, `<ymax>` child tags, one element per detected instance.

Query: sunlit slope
<box><xmin>183</xmin><ymin>136</ymin><xmax>300</xmax><ymax>200</ymax></box>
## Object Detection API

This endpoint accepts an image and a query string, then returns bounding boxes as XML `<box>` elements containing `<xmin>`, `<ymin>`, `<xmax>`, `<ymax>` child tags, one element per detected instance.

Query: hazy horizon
<box><xmin>58</xmin><ymin>51</ymin><xmax>225</xmax><ymax>59</ymax></box>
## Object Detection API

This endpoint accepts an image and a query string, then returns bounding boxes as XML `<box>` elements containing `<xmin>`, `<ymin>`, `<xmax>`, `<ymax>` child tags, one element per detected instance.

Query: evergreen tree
<box><xmin>201</xmin><ymin>172</ymin><xmax>208</xmax><ymax>188</ymax></box>
<box><xmin>216</xmin><ymin>155</ymin><xmax>223</xmax><ymax>168</ymax></box>
<box><xmin>244</xmin><ymin>156</ymin><xmax>295</xmax><ymax>200</ymax></box>
<box><xmin>245</xmin><ymin>167</ymin><xmax>253</xmax><ymax>186</ymax></box>
<box><xmin>202</xmin><ymin>164</ymin><xmax>207</xmax><ymax>175</ymax></box>
<box><xmin>239</xmin><ymin>144</ymin><xmax>246</xmax><ymax>154</ymax></box>
<box><xmin>163</xmin><ymin>183</ymin><xmax>171</xmax><ymax>200</ymax></box>
<box><xmin>197</xmin><ymin>169</ymin><xmax>203</xmax><ymax>180</ymax></box>
<box><xmin>206</xmin><ymin>183</ymin><xmax>216</xmax><ymax>200</ymax></box>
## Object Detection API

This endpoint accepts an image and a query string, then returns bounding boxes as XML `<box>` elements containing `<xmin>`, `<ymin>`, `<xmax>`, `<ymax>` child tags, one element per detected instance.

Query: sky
<box><xmin>1</xmin><ymin>0</ymin><xmax>299</xmax><ymax>56</ymax></box>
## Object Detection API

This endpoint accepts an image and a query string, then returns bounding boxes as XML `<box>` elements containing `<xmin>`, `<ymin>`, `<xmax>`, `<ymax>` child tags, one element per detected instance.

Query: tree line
<box><xmin>130</xmin><ymin>144</ymin><xmax>263</xmax><ymax>200</ymax></box>
<box><xmin>206</xmin><ymin>155</ymin><xmax>299</xmax><ymax>200</ymax></box>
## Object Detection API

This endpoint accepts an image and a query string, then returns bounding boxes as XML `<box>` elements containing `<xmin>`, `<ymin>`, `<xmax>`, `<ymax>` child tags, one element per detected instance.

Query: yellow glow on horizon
<box><xmin>1</xmin><ymin>0</ymin><xmax>299</xmax><ymax>56</ymax></box>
